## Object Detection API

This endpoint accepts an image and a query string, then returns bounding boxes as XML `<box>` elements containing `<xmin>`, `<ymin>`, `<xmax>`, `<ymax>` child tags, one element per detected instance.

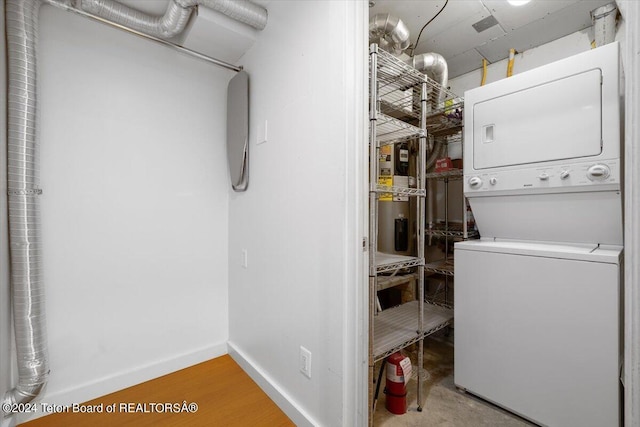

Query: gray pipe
<box><xmin>409</xmin><ymin>52</ymin><xmax>449</xmax><ymax>104</ymax></box>
<box><xmin>369</xmin><ymin>13</ymin><xmax>410</xmax><ymax>55</ymax></box>
<box><xmin>198</xmin><ymin>0</ymin><xmax>267</xmax><ymax>31</ymax></box>
<box><xmin>4</xmin><ymin>0</ymin><xmax>49</xmax><ymax>412</ymax></box>
<box><xmin>408</xmin><ymin>52</ymin><xmax>449</xmax><ymax>171</ymax></box>
<box><xmin>80</xmin><ymin>0</ymin><xmax>192</xmax><ymax>38</ymax></box>
<box><xmin>81</xmin><ymin>0</ymin><xmax>268</xmax><ymax>36</ymax></box>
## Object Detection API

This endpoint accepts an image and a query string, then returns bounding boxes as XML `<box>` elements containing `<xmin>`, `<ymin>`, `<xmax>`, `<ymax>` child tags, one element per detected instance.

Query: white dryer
<box><xmin>455</xmin><ymin>42</ymin><xmax>623</xmax><ymax>427</ymax></box>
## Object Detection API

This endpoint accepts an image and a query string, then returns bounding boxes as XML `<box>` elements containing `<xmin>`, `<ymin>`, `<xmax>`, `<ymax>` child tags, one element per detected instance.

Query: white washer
<box><xmin>455</xmin><ymin>42</ymin><xmax>623</xmax><ymax>427</ymax></box>
<box><xmin>455</xmin><ymin>240</ymin><xmax>622</xmax><ymax>427</ymax></box>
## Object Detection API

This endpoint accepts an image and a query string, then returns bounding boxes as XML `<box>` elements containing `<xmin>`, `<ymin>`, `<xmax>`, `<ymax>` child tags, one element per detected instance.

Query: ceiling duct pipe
<box><xmin>3</xmin><ymin>0</ymin><xmax>266</xmax><ymax>415</ymax></box>
<box><xmin>369</xmin><ymin>13</ymin><xmax>410</xmax><ymax>55</ymax></box>
<box><xmin>408</xmin><ymin>52</ymin><xmax>449</xmax><ymax>104</ymax></box>
<box><xmin>80</xmin><ymin>0</ymin><xmax>268</xmax><ymax>36</ymax></box>
<box><xmin>407</xmin><ymin>52</ymin><xmax>450</xmax><ymax>170</ymax></box>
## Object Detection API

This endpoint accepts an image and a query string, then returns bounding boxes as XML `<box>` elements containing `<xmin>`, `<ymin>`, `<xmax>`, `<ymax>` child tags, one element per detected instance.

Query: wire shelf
<box><xmin>374</xmin><ymin>49</ymin><xmax>427</xmax><ymax>114</ymax></box>
<box><xmin>427</xmin><ymin>225</ymin><xmax>479</xmax><ymax>239</ymax></box>
<box><xmin>427</xmin><ymin>221</ymin><xmax>479</xmax><ymax>239</ymax></box>
<box><xmin>376</xmin><ymin>273</ymin><xmax>419</xmax><ymax>292</ymax></box>
<box><xmin>375</xmin><ymin>113</ymin><xmax>424</xmax><ymax>145</ymax></box>
<box><xmin>424</xmin><ymin>283</ymin><xmax>454</xmax><ymax>309</ymax></box>
<box><xmin>425</xmin><ymin>259</ymin><xmax>455</xmax><ymax>276</ymax></box>
<box><xmin>371</xmin><ymin>45</ymin><xmax>464</xmax><ymax>131</ymax></box>
<box><xmin>375</xmin><ymin>252</ymin><xmax>424</xmax><ymax>273</ymax></box>
<box><xmin>426</xmin><ymin>168</ymin><xmax>463</xmax><ymax>180</ymax></box>
<box><xmin>374</xmin><ymin>184</ymin><xmax>426</xmax><ymax>197</ymax></box>
<box><xmin>373</xmin><ymin>300</ymin><xmax>453</xmax><ymax>361</ymax></box>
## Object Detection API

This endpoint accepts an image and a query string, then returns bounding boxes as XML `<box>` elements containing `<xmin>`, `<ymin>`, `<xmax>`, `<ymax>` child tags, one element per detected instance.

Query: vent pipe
<box><xmin>408</xmin><ymin>52</ymin><xmax>448</xmax><ymax>104</ymax></box>
<box><xmin>81</xmin><ymin>0</ymin><xmax>268</xmax><ymax>36</ymax></box>
<box><xmin>406</xmin><ymin>52</ymin><xmax>450</xmax><ymax>171</ymax></box>
<box><xmin>410</xmin><ymin>52</ymin><xmax>450</xmax><ymax>229</ymax></box>
<box><xmin>4</xmin><ymin>0</ymin><xmax>50</xmax><ymax>411</ymax></box>
<box><xmin>369</xmin><ymin>13</ymin><xmax>410</xmax><ymax>55</ymax></box>
<box><xmin>3</xmin><ymin>0</ymin><xmax>267</xmax><ymax>415</ymax></box>
<box><xmin>591</xmin><ymin>3</ymin><xmax>617</xmax><ymax>48</ymax></box>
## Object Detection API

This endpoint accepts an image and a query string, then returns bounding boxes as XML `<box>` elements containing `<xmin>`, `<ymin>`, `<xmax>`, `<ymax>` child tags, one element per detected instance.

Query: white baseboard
<box><xmin>17</xmin><ymin>341</ymin><xmax>227</xmax><ymax>424</ymax></box>
<box><xmin>227</xmin><ymin>341</ymin><xmax>319</xmax><ymax>427</ymax></box>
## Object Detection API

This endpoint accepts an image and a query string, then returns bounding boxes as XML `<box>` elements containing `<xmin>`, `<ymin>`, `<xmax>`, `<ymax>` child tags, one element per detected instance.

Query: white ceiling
<box><xmin>369</xmin><ymin>0</ymin><xmax>614</xmax><ymax>78</ymax></box>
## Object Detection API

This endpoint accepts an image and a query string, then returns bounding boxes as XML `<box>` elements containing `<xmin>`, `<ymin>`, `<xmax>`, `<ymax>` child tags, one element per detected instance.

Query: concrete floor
<box><xmin>373</xmin><ymin>335</ymin><xmax>535</xmax><ymax>427</ymax></box>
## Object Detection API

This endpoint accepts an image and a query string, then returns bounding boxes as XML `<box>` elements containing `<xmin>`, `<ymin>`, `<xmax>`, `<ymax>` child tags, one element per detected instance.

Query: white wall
<box><xmin>617</xmin><ymin>1</ymin><xmax>640</xmax><ymax>425</ymax></box>
<box><xmin>449</xmin><ymin>29</ymin><xmax>596</xmax><ymax>95</ymax></box>
<box><xmin>11</xmin><ymin>4</ymin><xmax>232</xmax><ymax>422</ymax></box>
<box><xmin>227</xmin><ymin>1</ymin><xmax>367</xmax><ymax>426</ymax></box>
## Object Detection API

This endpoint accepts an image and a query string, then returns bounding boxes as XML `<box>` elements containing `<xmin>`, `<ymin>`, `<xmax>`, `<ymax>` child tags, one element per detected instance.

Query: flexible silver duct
<box><xmin>369</xmin><ymin>13</ymin><xmax>410</xmax><ymax>55</ymax></box>
<box><xmin>2</xmin><ymin>0</ymin><xmax>266</xmax><ymax>414</ymax></box>
<box><xmin>198</xmin><ymin>0</ymin><xmax>267</xmax><ymax>30</ymax></box>
<box><xmin>80</xmin><ymin>0</ymin><xmax>192</xmax><ymax>38</ymax></box>
<box><xmin>4</xmin><ymin>0</ymin><xmax>49</xmax><ymax>411</ymax></box>
<box><xmin>409</xmin><ymin>52</ymin><xmax>449</xmax><ymax>170</ymax></box>
<box><xmin>409</xmin><ymin>52</ymin><xmax>449</xmax><ymax>104</ymax></box>
<box><xmin>412</xmin><ymin>52</ymin><xmax>449</xmax><ymax>224</ymax></box>
<box><xmin>80</xmin><ymin>0</ymin><xmax>268</xmax><ymax>37</ymax></box>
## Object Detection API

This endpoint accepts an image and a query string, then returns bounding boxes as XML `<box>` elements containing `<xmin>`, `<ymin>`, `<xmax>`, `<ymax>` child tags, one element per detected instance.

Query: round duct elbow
<box><xmin>369</xmin><ymin>13</ymin><xmax>410</xmax><ymax>55</ymax></box>
<box><xmin>408</xmin><ymin>52</ymin><xmax>449</xmax><ymax>102</ymax></box>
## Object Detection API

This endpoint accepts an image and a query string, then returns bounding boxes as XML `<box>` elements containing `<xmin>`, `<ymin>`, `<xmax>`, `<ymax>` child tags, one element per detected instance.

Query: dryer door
<box><xmin>472</xmin><ymin>69</ymin><xmax>602</xmax><ymax>170</ymax></box>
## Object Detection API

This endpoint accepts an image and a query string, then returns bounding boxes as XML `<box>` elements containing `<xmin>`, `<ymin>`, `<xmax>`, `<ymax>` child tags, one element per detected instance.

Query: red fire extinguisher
<box><xmin>385</xmin><ymin>352</ymin><xmax>412</xmax><ymax>415</ymax></box>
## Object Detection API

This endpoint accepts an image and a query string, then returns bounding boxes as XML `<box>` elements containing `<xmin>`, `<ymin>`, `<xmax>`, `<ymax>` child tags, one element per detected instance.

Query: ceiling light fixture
<box><xmin>507</xmin><ymin>0</ymin><xmax>532</xmax><ymax>6</ymax></box>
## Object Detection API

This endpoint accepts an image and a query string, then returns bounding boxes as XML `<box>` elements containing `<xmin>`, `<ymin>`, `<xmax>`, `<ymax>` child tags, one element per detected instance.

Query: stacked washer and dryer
<box><xmin>455</xmin><ymin>42</ymin><xmax>623</xmax><ymax>426</ymax></box>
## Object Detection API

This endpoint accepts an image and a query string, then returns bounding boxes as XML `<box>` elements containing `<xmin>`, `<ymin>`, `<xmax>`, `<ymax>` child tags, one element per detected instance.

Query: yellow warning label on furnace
<box><xmin>378</xmin><ymin>176</ymin><xmax>392</xmax><ymax>201</ymax></box>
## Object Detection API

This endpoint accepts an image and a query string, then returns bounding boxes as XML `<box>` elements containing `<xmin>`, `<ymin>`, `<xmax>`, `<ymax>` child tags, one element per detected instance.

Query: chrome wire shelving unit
<box><xmin>368</xmin><ymin>44</ymin><xmax>454</xmax><ymax>422</ymax></box>
<box><xmin>424</xmin><ymin>99</ymin><xmax>478</xmax><ymax>310</ymax></box>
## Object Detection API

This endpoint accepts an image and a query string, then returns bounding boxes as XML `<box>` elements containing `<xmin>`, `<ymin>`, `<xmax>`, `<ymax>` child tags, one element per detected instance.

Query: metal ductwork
<box><xmin>591</xmin><ymin>2</ymin><xmax>617</xmax><ymax>48</ymax></box>
<box><xmin>3</xmin><ymin>0</ymin><xmax>267</xmax><ymax>415</ymax></box>
<box><xmin>412</xmin><ymin>52</ymin><xmax>450</xmax><ymax>226</ymax></box>
<box><xmin>80</xmin><ymin>0</ymin><xmax>193</xmax><ymax>38</ymax></box>
<box><xmin>369</xmin><ymin>13</ymin><xmax>410</xmax><ymax>55</ymax></box>
<box><xmin>4</xmin><ymin>0</ymin><xmax>50</xmax><ymax>412</ymax></box>
<box><xmin>408</xmin><ymin>52</ymin><xmax>448</xmax><ymax>104</ymax></box>
<box><xmin>408</xmin><ymin>52</ymin><xmax>449</xmax><ymax>171</ymax></box>
<box><xmin>81</xmin><ymin>0</ymin><xmax>268</xmax><ymax>36</ymax></box>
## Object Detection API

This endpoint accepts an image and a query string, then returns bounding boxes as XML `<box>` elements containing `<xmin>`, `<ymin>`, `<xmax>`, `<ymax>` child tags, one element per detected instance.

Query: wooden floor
<box><xmin>21</xmin><ymin>355</ymin><xmax>294</xmax><ymax>427</ymax></box>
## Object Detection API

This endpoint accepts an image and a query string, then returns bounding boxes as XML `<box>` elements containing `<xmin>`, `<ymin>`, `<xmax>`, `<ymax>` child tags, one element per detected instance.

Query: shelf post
<box><xmin>368</xmin><ymin>43</ymin><xmax>378</xmax><ymax>426</ymax></box>
<box><xmin>416</xmin><ymin>80</ymin><xmax>428</xmax><ymax>412</ymax></box>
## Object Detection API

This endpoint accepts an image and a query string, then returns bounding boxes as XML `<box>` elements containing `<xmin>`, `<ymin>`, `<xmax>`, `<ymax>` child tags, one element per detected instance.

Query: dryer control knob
<box><xmin>469</xmin><ymin>176</ymin><xmax>482</xmax><ymax>188</ymax></box>
<box><xmin>587</xmin><ymin>164</ymin><xmax>611</xmax><ymax>181</ymax></box>
<box><xmin>560</xmin><ymin>170</ymin><xmax>570</xmax><ymax>180</ymax></box>
<box><xmin>489</xmin><ymin>177</ymin><xmax>497</xmax><ymax>185</ymax></box>
<box><xmin>538</xmin><ymin>173</ymin><xmax>549</xmax><ymax>181</ymax></box>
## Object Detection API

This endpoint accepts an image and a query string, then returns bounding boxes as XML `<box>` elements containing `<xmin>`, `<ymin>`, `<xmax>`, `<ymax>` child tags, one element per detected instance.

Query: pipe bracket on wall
<box><xmin>227</xmin><ymin>70</ymin><xmax>249</xmax><ymax>191</ymax></box>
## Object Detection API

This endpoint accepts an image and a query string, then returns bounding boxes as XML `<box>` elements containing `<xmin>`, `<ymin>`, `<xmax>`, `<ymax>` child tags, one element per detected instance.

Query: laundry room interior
<box><xmin>0</xmin><ymin>1</ymin><xmax>638</xmax><ymax>427</ymax></box>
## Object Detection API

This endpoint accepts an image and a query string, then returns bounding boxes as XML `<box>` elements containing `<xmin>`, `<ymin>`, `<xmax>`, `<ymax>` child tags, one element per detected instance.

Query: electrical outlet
<box><xmin>299</xmin><ymin>346</ymin><xmax>312</xmax><ymax>379</ymax></box>
<box><xmin>241</xmin><ymin>249</ymin><xmax>248</xmax><ymax>268</ymax></box>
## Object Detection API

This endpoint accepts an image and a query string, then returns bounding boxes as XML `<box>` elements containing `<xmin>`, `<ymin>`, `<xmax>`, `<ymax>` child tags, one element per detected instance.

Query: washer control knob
<box><xmin>538</xmin><ymin>172</ymin><xmax>549</xmax><ymax>181</ymax></box>
<box><xmin>560</xmin><ymin>170</ymin><xmax>570</xmax><ymax>180</ymax></box>
<box><xmin>587</xmin><ymin>164</ymin><xmax>611</xmax><ymax>181</ymax></box>
<box><xmin>469</xmin><ymin>176</ymin><xmax>482</xmax><ymax>188</ymax></box>
<box><xmin>489</xmin><ymin>177</ymin><xmax>497</xmax><ymax>185</ymax></box>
